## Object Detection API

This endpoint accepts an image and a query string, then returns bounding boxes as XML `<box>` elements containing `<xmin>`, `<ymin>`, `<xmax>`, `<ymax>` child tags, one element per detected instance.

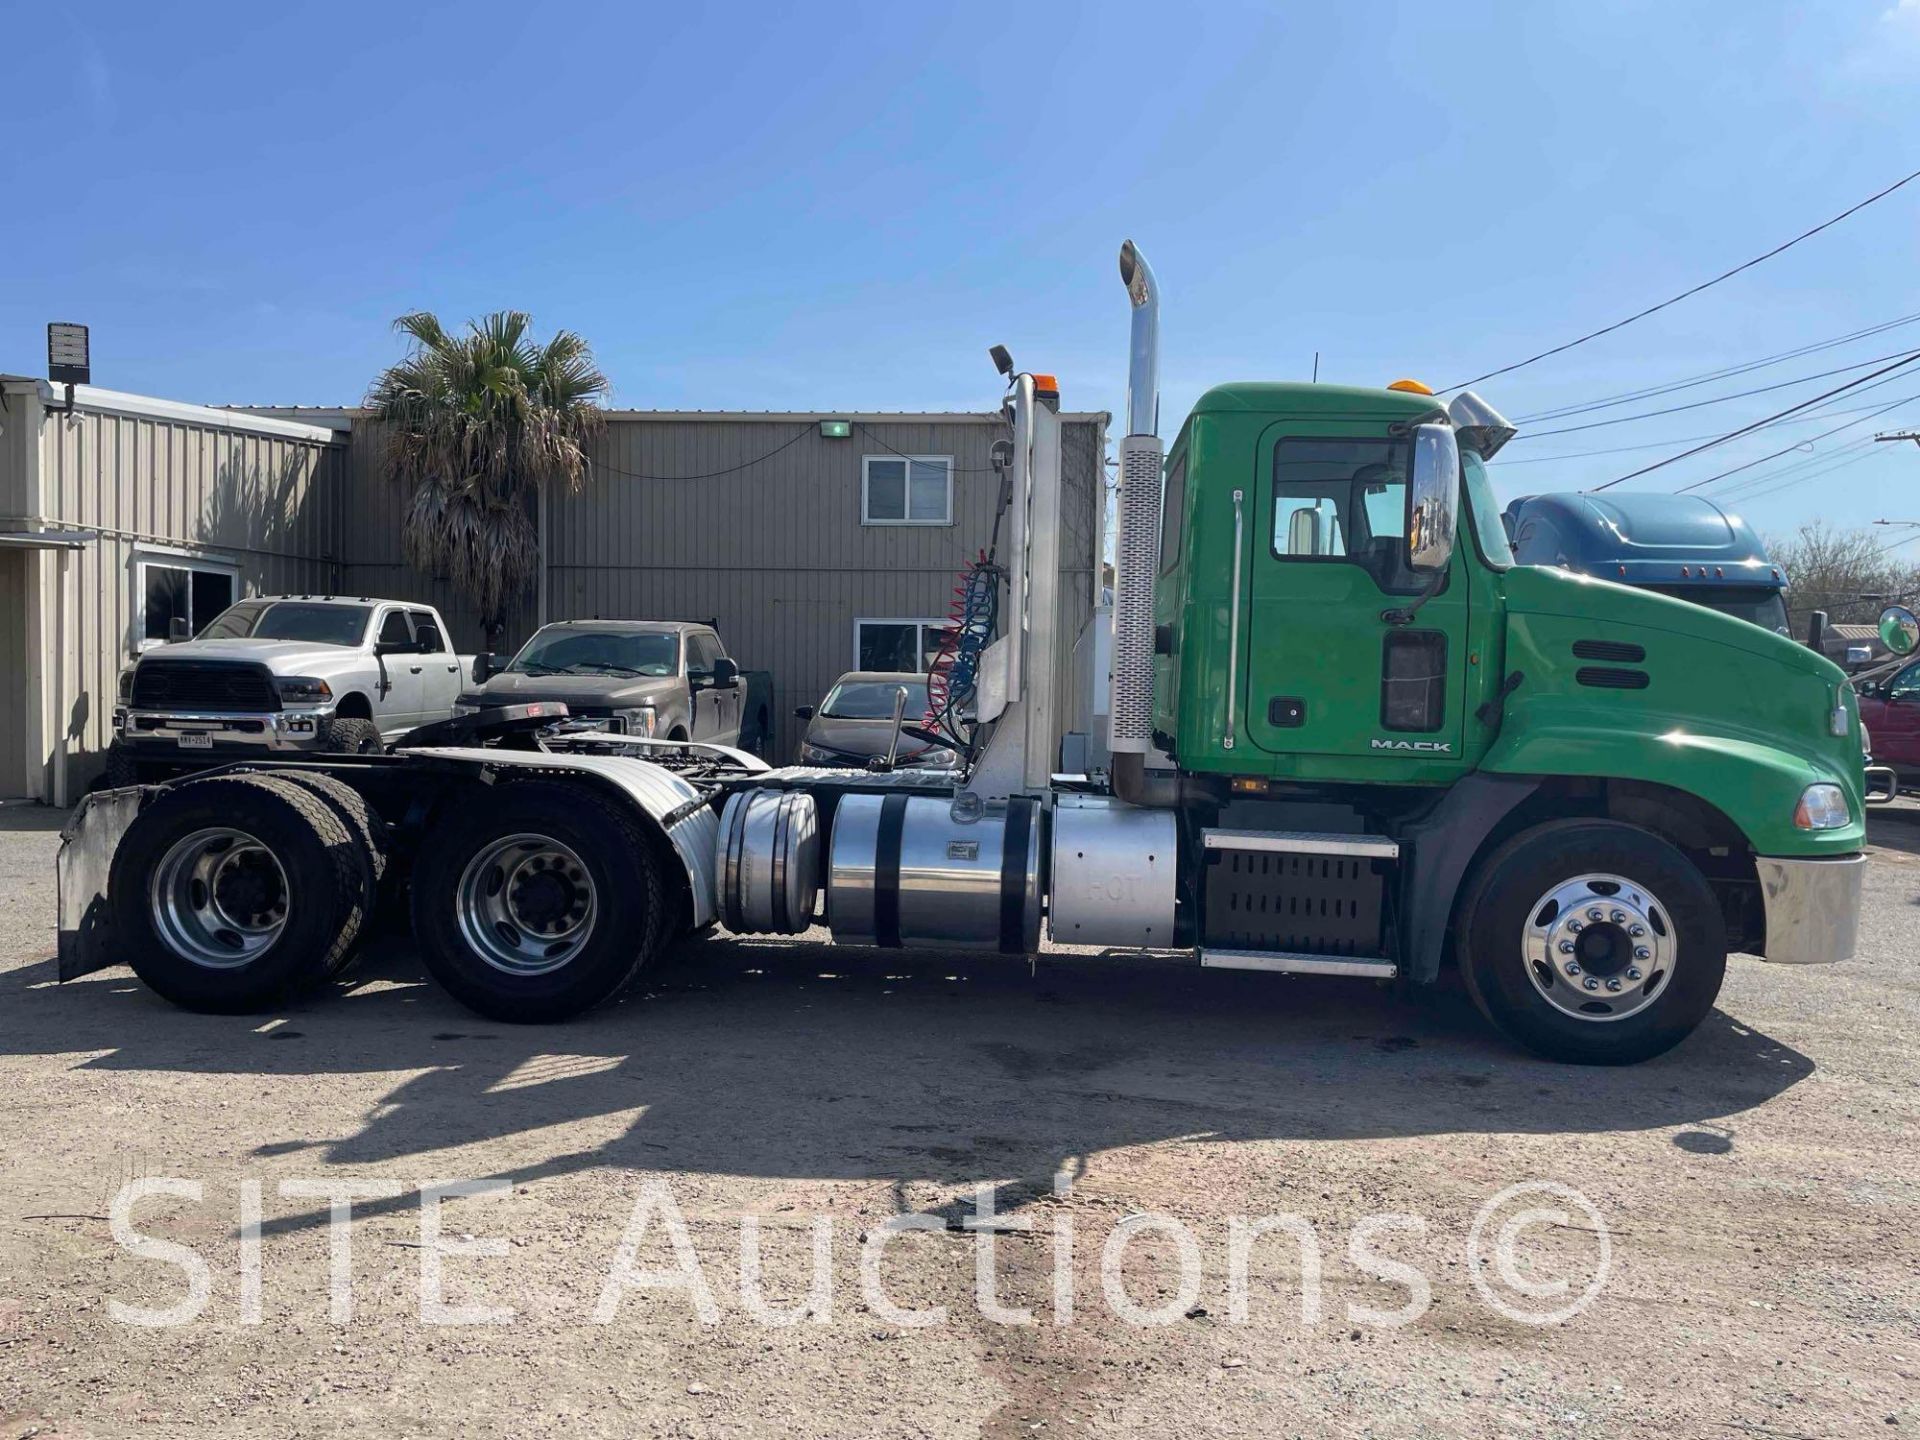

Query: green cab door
<box><xmin>1243</xmin><ymin>422</ymin><xmax>1469</xmax><ymax>764</ymax></box>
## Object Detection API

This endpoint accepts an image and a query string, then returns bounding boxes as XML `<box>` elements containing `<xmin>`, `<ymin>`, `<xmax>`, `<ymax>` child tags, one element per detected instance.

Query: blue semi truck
<box><xmin>1501</xmin><ymin>491</ymin><xmax>1790</xmax><ymax>633</ymax></box>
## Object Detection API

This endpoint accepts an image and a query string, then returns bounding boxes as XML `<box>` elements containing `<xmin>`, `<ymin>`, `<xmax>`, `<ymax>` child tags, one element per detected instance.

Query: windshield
<box><xmin>1461</xmin><ymin>452</ymin><xmax>1514</xmax><ymax>570</ymax></box>
<box><xmin>198</xmin><ymin>601</ymin><xmax>372</xmax><ymax>646</ymax></box>
<box><xmin>821</xmin><ymin>679</ymin><xmax>929</xmax><ymax>719</ymax></box>
<box><xmin>508</xmin><ymin>628</ymin><xmax>679</xmax><ymax>677</ymax></box>
<box><xmin>1645</xmin><ymin>584</ymin><xmax>1790</xmax><ymax>634</ymax></box>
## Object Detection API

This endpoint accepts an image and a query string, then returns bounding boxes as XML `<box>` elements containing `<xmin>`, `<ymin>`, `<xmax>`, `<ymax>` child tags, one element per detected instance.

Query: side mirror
<box><xmin>472</xmin><ymin>653</ymin><xmax>495</xmax><ymax>683</ymax></box>
<box><xmin>1880</xmin><ymin>605</ymin><xmax>1920</xmax><ymax>657</ymax></box>
<box><xmin>712</xmin><ymin>656</ymin><xmax>740</xmax><ymax>687</ymax></box>
<box><xmin>168</xmin><ymin>617</ymin><xmax>192</xmax><ymax>643</ymax></box>
<box><xmin>374</xmin><ymin>640</ymin><xmax>404</xmax><ymax>658</ymax></box>
<box><xmin>793</xmin><ymin>705</ymin><xmax>815</xmax><ymax>721</ymax></box>
<box><xmin>1405</xmin><ymin>422</ymin><xmax>1460</xmax><ymax>574</ymax></box>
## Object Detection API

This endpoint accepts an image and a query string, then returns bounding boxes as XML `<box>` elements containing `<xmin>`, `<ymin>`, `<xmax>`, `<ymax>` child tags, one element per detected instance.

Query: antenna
<box><xmin>1312</xmin><ymin>351</ymin><xmax>1319</xmax><ymax>383</ymax></box>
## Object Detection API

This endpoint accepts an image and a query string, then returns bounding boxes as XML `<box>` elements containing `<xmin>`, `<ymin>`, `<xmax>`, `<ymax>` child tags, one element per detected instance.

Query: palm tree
<box><xmin>366</xmin><ymin>311</ymin><xmax>608</xmax><ymax>646</ymax></box>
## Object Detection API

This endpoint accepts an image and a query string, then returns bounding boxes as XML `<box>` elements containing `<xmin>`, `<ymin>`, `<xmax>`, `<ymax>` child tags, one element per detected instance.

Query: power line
<box><xmin>1511</xmin><ymin>346</ymin><xmax>1919</xmax><ymax>440</ymax></box>
<box><xmin>1674</xmin><ymin>391</ymin><xmax>1920</xmax><ymax>493</ymax></box>
<box><xmin>592</xmin><ymin>424</ymin><xmax>814</xmax><ymax>481</ymax></box>
<box><xmin>1589</xmin><ymin>349</ymin><xmax>1920</xmax><ymax>491</ymax></box>
<box><xmin>1494</xmin><ymin>396</ymin><xmax>1920</xmax><ymax>467</ymax></box>
<box><xmin>1442</xmin><ymin>164</ymin><xmax>1920</xmax><ymax>392</ymax></box>
<box><xmin>1513</xmin><ymin>310</ymin><xmax>1920</xmax><ymax>423</ymax></box>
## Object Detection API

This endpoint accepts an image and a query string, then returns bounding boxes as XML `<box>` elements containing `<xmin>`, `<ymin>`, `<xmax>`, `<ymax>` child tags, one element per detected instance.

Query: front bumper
<box><xmin>1755</xmin><ymin>853</ymin><xmax>1865</xmax><ymax>964</ymax></box>
<box><xmin>113</xmin><ymin>704</ymin><xmax>338</xmax><ymax>755</ymax></box>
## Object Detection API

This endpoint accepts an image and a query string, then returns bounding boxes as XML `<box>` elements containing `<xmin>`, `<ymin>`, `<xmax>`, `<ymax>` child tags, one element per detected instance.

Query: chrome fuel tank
<box><xmin>827</xmin><ymin>793</ymin><xmax>1042</xmax><ymax>953</ymax></box>
<box><xmin>716</xmin><ymin>789</ymin><xmax>819</xmax><ymax>934</ymax></box>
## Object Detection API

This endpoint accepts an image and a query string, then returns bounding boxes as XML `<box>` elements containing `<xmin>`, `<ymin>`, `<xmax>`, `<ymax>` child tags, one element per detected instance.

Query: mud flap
<box><xmin>57</xmin><ymin>787</ymin><xmax>149</xmax><ymax>980</ymax></box>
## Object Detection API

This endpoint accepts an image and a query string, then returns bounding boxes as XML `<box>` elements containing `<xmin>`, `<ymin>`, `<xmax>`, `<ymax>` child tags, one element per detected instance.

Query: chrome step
<box><xmin>1200</xmin><ymin>948</ymin><xmax>1398</xmax><ymax>979</ymax></box>
<box><xmin>1201</xmin><ymin>828</ymin><xmax>1398</xmax><ymax>860</ymax></box>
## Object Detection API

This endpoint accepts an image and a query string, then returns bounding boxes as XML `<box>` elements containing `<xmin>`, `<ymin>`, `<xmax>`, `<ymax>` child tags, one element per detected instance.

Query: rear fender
<box><xmin>57</xmin><ymin>787</ymin><xmax>151</xmax><ymax>980</ymax></box>
<box><xmin>406</xmin><ymin>747</ymin><xmax>720</xmax><ymax>927</ymax></box>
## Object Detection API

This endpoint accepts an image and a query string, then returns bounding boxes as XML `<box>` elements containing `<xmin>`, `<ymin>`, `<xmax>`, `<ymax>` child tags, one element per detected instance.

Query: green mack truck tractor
<box><xmin>57</xmin><ymin>241</ymin><xmax>1868</xmax><ymax>1066</ymax></box>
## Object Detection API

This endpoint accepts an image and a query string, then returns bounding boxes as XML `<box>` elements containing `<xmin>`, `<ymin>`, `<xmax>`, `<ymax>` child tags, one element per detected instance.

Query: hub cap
<box><xmin>455</xmin><ymin>834</ymin><xmax>598</xmax><ymax>977</ymax></box>
<box><xmin>1522</xmin><ymin>872</ymin><xmax>1675</xmax><ymax>1023</ymax></box>
<box><xmin>149</xmin><ymin>827</ymin><xmax>290</xmax><ymax>969</ymax></box>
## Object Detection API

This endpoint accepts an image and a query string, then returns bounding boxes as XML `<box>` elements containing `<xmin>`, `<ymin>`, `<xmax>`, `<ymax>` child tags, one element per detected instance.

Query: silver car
<box><xmin>793</xmin><ymin>671</ymin><xmax>960</xmax><ymax>769</ymax></box>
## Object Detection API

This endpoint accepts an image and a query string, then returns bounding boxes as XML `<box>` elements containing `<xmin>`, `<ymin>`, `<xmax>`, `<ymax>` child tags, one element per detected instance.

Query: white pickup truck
<box><xmin>108</xmin><ymin>595</ymin><xmax>475</xmax><ymax>784</ymax></box>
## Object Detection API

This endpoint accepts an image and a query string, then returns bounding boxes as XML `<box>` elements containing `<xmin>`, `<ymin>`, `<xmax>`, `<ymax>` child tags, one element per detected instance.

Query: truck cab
<box><xmin>1501</xmin><ymin>491</ymin><xmax>1789</xmax><ymax>634</ymax></box>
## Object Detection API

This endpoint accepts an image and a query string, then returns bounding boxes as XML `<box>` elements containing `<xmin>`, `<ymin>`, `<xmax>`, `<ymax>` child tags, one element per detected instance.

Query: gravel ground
<box><xmin>0</xmin><ymin>798</ymin><xmax>1916</xmax><ymax>1439</ymax></box>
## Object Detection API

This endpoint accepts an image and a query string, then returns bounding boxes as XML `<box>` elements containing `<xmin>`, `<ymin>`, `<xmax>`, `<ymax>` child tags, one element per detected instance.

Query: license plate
<box><xmin>176</xmin><ymin>732</ymin><xmax>215</xmax><ymax>750</ymax></box>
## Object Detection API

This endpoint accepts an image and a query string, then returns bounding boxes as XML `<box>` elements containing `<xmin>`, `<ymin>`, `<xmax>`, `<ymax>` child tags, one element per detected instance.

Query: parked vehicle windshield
<box><xmin>198</xmin><ymin>601</ymin><xmax>373</xmax><ymax>646</ymax></box>
<box><xmin>822</xmin><ymin>679</ymin><xmax>929</xmax><ymax>718</ymax></box>
<box><xmin>508</xmin><ymin>628</ymin><xmax>679</xmax><ymax>677</ymax></box>
<box><xmin>1645</xmin><ymin>584</ymin><xmax>1790</xmax><ymax>634</ymax></box>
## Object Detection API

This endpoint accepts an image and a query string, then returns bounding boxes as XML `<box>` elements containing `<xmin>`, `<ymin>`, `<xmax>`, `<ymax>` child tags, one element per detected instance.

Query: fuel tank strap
<box><xmin>874</xmin><ymin>793</ymin><xmax>909</xmax><ymax>948</ymax></box>
<box><xmin>999</xmin><ymin>795</ymin><xmax>1036</xmax><ymax>953</ymax></box>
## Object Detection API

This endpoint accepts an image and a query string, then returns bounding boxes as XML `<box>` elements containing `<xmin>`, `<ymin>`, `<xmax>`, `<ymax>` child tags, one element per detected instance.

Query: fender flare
<box><xmin>1398</xmin><ymin>773</ymin><xmax>1540</xmax><ymax>985</ymax></box>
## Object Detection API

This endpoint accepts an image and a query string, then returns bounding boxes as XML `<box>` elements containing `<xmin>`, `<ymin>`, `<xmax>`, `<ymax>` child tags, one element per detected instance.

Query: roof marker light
<box><xmin>1388</xmin><ymin>379</ymin><xmax>1434</xmax><ymax>395</ymax></box>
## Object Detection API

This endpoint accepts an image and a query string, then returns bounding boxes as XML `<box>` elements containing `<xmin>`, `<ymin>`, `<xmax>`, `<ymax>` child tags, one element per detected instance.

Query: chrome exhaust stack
<box><xmin>1109</xmin><ymin>241</ymin><xmax>1175</xmax><ymax>806</ymax></box>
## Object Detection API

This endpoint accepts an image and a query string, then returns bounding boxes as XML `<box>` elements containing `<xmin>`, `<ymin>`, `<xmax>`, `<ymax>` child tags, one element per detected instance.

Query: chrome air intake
<box><xmin>1109</xmin><ymin>240</ymin><xmax>1163</xmax><ymax>759</ymax></box>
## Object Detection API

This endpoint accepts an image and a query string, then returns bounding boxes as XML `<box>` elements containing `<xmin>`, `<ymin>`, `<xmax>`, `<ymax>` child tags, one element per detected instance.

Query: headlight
<box><xmin>1793</xmin><ymin>783</ymin><xmax>1851</xmax><ymax>831</ymax></box>
<box><xmin>798</xmin><ymin>743</ymin><xmax>836</xmax><ymax>765</ymax></box>
<box><xmin>274</xmin><ymin>676</ymin><xmax>333</xmax><ymax>705</ymax></box>
<box><xmin>905</xmin><ymin>746</ymin><xmax>958</xmax><ymax>769</ymax></box>
<box><xmin>452</xmin><ymin>702</ymin><xmax>481</xmax><ymax>718</ymax></box>
<box><xmin>617</xmin><ymin>706</ymin><xmax>657</xmax><ymax>738</ymax></box>
<box><xmin>117</xmin><ymin>668</ymin><xmax>134</xmax><ymax>703</ymax></box>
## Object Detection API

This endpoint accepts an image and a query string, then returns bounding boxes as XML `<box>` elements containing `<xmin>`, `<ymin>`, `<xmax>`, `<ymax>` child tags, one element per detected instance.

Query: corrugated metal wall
<box><xmin>342</xmin><ymin>412</ymin><xmax>1105</xmax><ymax>760</ymax></box>
<box><xmin>0</xmin><ymin>549</ymin><xmax>27</xmax><ymax>797</ymax></box>
<box><xmin>6</xmin><ymin>391</ymin><xmax>344</xmax><ymax>796</ymax></box>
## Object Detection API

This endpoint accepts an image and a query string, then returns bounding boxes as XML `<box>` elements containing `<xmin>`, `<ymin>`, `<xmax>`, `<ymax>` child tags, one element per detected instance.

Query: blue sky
<box><xmin>3</xmin><ymin>1</ymin><xmax>1918</xmax><ymax>542</ymax></box>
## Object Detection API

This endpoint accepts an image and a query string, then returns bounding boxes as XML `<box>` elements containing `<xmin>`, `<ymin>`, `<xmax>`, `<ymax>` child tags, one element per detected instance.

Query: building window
<box><xmin>138</xmin><ymin>558</ymin><xmax>236</xmax><ymax>647</ymax></box>
<box><xmin>862</xmin><ymin>456</ymin><xmax>952</xmax><ymax>525</ymax></box>
<box><xmin>855</xmin><ymin>618</ymin><xmax>958</xmax><ymax>673</ymax></box>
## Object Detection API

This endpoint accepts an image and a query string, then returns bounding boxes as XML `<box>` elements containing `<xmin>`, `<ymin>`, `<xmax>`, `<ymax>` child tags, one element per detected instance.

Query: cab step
<box><xmin>1201</xmin><ymin>828</ymin><xmax>1399</xmax><ymax>859</ymax></box>
<box><xmin>1200</xmin><ymin>948</ymin><xmax>1398</xmax><ymax>979</ymax></box>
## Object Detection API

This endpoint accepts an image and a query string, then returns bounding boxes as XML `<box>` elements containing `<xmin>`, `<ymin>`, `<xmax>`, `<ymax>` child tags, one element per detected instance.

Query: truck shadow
<box><xmin>3</xmin><ymin>930</ymin><xmax>1814</xmax><ymax>1236</ymax></box>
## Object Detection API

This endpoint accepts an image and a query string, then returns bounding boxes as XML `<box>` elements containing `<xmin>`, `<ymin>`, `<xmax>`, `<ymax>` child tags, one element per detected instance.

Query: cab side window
<box><xmin>1889</xmin><ymin>661</ymin><xmax>1920</xmax><ymax>700</ymax></box>
<box><xmin>408</xmin><ymin>611</ymin><xmax>447</xmax><ymax>653</ymax></box>
<box><xmin>377</xmin><ymin>610</ymin><xmax>414</xmax><ymax>648</ymax></box>
<box><xmin>1270</xmin><ymin>437</ymin><xmax>1422</xmax><ymax>595</ymax></box>
<box><xmin>686</xmin><ymin>633</ymin><xmax>720</xmax><ymax>675</ymax></box>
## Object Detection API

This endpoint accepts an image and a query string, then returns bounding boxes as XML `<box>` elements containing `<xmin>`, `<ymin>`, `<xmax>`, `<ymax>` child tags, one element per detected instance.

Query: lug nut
<box><xmin>1605</xmin><ymin>978</ymin><xmax>1623</xmax><ymax>992</ymax></box>
<box><xmin>1609</xmin><ymin>909</ymin><xmax>1627</xmax><ymax>924</ymax></box>
<box><xmin>1587</xmin><ymin>907</ymin><xmax>1604</xmax><ymax>921</ymax></box>
<box><xmin>1558</xmin><ymin>939</ymin><xmax>1575</xmax><ymax>954</ymax></box>
<box><xmin>1628</xmin><ymin>924</ymin><xmax>1646</xmax><ymax>938</ymax></box>
<box><xmin>1567</xmin><ymin>920</ymin><xmax>1583</xmax><ymax>933</ymax></box>
<box><xmin>1583</xmin><ymin>977</ymin><xmax>1600</xmax><ymax>991</ymax></box>
<box><xmin>1626</xmin><ymin>967</ymin><xmax>1642</xmax><ymax>981</ymax></box>
<box><xmin>1565</xmin><ymin>962</ymin><xmax>1583</xmax><ymax>977</ymax></box>
<box><xmin>1634</xmin><ymin>946</ymin><xmax>1651</xmax><ymax>960</ymax></box>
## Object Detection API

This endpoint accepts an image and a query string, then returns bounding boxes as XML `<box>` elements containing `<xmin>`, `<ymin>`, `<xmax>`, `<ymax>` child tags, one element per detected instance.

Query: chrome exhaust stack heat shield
<box><xmin>1109</xmin><ymin>240</ymin><xmax>1164</xmax><ymax>764</ymax></box>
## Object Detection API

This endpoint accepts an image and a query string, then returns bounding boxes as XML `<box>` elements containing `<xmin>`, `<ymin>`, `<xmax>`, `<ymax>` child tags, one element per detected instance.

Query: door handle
<box><xmin>1224</xmin><ymin>487</ymin><xmax>1244</xmax><ymax>751</ymax></box>
<box><xmin>409</xmin><ymin>665</ymin><xmax>423</xmax><ymax>674</ymax></box>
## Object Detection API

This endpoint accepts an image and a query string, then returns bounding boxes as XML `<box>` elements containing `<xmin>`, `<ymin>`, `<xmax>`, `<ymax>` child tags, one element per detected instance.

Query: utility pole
<box><xmin>1875</xmin><ymin>431</ymin><xmax>1920</xmax><ymax>446</ymax></box>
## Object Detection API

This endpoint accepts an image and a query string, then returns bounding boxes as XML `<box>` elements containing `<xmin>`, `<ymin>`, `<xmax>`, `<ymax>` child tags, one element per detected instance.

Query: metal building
<box><xmin>0</xmin><ymin>383</ymin><xmax>1106</xmax><ymax>795</ymax></box>
<box><xmin>0</xmin><ymin>379</ymin><xmax>345</xmax><ymax>803</ymax></box>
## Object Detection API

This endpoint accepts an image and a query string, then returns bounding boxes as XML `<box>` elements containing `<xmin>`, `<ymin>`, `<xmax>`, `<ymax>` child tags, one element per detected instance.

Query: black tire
<box><xmin>1456</xmin><ymin>820</ymin><xmax>1727</xmax><ymax>1065</ymax></box>
<box><xmin>108</xmin><ymin>774</ymin><xmax>371</xmax><ymax>1013</ymax></box>
<box><xmin>263</xmin><ymin>770</ymin><xmax>392</xmax><ymax>969</ymax></box>
<box><xmin>322</xmin><ymin>717</ymin><xmax>385</xmax><ymax>755</ymax></box>
<box><xmin>104</xmin><ymin>745</ymin><xmax>143</xmax><ymax>789</ymax></box>
<box><xmin>409</xmin><ymin>780</ymin><xmax>669</xmax><ymax>1023</ymax></box>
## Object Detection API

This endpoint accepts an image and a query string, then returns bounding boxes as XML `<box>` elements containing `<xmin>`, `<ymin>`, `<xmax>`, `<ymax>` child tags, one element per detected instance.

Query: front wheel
<box><xmin>1455</xmin><ymin>820</ymin><xmax>1727</xmax><ymax>1065</ymax></box>
<box><xmin>410</xmin><ymin>781</ymin><xmax>669</xmax><ymax>1023</ymax></box>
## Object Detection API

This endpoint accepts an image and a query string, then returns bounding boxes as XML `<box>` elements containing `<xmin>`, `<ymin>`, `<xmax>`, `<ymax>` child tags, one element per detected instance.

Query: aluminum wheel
<box><xmin>148</xmin><ymin>827</ymin><xmax>290</xmax><ymax>969</ymax></box>
<box><xmin>1521</xmin><ymin>872</ymin><xmax>1676</xmax><ymax>1023</ymax></box>
<box><xmin>455</xmin><ymin>833</ymin><xmax>599</xmax><ymax>977</ymax></box>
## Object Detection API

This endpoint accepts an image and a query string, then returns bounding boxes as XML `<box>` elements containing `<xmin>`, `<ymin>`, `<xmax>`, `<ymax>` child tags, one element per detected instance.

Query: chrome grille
<box><xmin>130</xmin><ymin>660</ymin><xmax>280</xmax><ymax>713</ymax></box>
